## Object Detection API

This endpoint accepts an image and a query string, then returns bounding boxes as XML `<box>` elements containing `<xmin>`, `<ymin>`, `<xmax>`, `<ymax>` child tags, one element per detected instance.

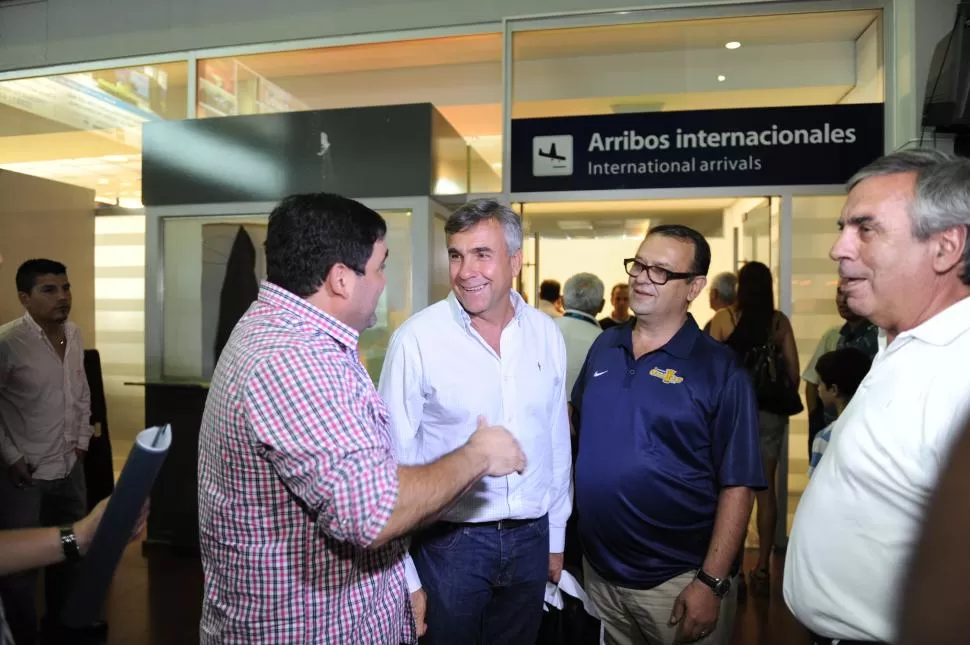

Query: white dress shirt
<box><xmin>379</xmin><ymin>291</ymin><xmax>573</xmax><ymax>589</ymax></box>
<box><xmin>0</xmin><ymin>313</ymin><xmax>92</xmax><ymax>480</ymax></box>
<box><xmin>784</xmin><ymin>295</ymin><xmax>970</xmax><ymax>642</ymax></box>
<box><xmin>554</xmin><ymin>310</ymin><xmax>602</xmax><ymax>399</ymax></box>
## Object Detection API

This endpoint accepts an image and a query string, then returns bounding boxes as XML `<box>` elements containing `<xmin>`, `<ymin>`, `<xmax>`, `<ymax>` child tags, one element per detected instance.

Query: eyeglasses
<box><xmin>623</xmin><ymin>258</ymin><xmax>700</xmax><ymax>285</ymax></box>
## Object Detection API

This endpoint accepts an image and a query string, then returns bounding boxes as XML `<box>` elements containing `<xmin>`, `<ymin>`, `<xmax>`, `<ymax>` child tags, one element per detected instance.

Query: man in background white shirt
<box><xmin>784</xmin><ymin>149</ymin><xmax>970</xmax><ymax>645</ymax></box>
<box><xmin>555</xmin><ymin>272</ymin><xmax>604</xmax><ymax>397</ymax></box>
<box><xmin>537</xmin><ymin>279</ymin><xmax>564</xmax><ymax>318</ymax></box>
<box><xmin>379</xmin><ymin>198</ymin><xmax>572</xmax><ymax>645</ymax></box>
<box><xmin>0</xmin><ymin>258</ymin><xmax>93</xmax><ymax>645</ymax></box>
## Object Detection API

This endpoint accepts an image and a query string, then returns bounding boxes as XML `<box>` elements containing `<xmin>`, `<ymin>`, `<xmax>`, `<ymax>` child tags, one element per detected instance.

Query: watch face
<box><xmin>697</xmin><ymin>570</ymin><xmax>731</xmax><ymax>598</ymax></box>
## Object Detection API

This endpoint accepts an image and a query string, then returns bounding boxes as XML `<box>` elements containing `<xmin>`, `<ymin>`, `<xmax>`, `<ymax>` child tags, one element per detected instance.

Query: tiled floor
<box><xmin>97</xmin><ymin>544</ymin><xmax>809</xmax><ymax>644</ymax></box>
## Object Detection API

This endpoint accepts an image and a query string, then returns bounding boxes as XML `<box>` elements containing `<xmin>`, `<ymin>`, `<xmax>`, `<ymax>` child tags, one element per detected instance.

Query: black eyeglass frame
<box><xmin>623</xmin><ymin>258</ymin><xmax>701</xmax><ymax>285</ymax></box>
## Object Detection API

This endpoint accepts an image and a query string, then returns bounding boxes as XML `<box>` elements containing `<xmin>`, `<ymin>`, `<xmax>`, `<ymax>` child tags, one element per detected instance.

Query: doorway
<box><xmin>515</xmin><ymin>195</ymin><xmax>781</xmax><ymax>552</ymax></box>
<box><xmin>517</xmin><ymin>196</ymin><xmax>780</xmax><ymax>329</ymax></box>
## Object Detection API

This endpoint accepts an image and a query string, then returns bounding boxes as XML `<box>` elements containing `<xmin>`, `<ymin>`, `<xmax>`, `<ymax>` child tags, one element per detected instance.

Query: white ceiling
<box><xmin>232</xmin><ymin>10</ymin><xmax>877</xmax><ymax>78</ymax></box>
<box><xmin>523</xmin><ymin>198</ymin><xmax>734</xmax><ymax>237</ymax></box>
<box><xmin>0</xmin><ymin>156</ymin><xmax>142</xmax><ymax>206</ymax></box>
<box><xmin>513</xmin><ymin>10</ymin><xmax>878</xmax><ymax>60</ymax></box>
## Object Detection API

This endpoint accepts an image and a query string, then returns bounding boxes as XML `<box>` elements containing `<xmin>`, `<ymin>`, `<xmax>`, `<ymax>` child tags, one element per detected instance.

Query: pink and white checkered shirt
<box><xmin>198</xmin><ymin>281</ymin><xmax>415</xmax><ymax>645</ymax></box>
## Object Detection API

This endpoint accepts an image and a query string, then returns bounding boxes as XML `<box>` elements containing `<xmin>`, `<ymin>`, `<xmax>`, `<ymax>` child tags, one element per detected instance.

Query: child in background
<box><xmin>808</xmin><ymin>347</ymin><xmax>873</xmax><ymax>478</ymax></box>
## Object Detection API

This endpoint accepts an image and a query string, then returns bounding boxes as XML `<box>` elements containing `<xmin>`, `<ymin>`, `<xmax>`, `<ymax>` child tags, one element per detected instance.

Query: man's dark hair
<box><xmin>645</xmin><ymin>224</ymin><xmax>711</xmax><ymax>276</ymax></box>
<box><xmin>611</xmin><ymin>283</ymin><xmax>629</xmax><ymax>298</ymax></box>
<box><xmin>539</xmin><ymin>280</ymin><xmax>561</xmax><ymax>302</ymax></box>
<box><xmin>815</xmin><ymin>347</ymin><xmax>872</xmax><ymax>400</ymax></box>
<box><xmin>16</xmin><ymin>259</ymin><xmax>67</xmax><ymax>294</ymax></box>
<box><xmin>265</xmin><ymin>193</ymin><xmax>386</xmax><ymax>298</ymax></box>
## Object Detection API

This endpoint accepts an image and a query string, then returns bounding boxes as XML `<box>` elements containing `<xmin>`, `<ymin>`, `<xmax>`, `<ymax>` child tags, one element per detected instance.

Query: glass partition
<box><xmin>787</xmin><ymin>194</ymin><xmax>846</xmax><ymax>523</ymax></box>
<box><xmin>0</xmin><ymin>62</ymin><xmax>188</xmax><ymax>207</ymax></box>
<box><xmin>511</xmin><ymin>10</ymin><xmax>883</xmax><ymax>119</ymax></box>
<box><xmin>160</xmin><ymin>209</ymin><xmax>412</xmax><ymax>384</ymax></box>
<box><xmin>0</xmin><ymin>61</ymin><xmax>187</xmax><ymax>462</ymax></box>
<box><xmin>197</xmin><ymin>34</ymin><xmax>503</xmax><ymax>193</ymax></box>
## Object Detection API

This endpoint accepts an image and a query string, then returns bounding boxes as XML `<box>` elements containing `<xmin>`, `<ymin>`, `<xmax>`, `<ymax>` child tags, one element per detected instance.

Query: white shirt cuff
<box><xmin>404</xmin><ymin>554</ymin><xmax>422</xmax><ymax>592</ymax></box>
<box><xmin>549</xmin><ymin>525</ymin><xmax>566</xmax><ymax>554</ymax></box>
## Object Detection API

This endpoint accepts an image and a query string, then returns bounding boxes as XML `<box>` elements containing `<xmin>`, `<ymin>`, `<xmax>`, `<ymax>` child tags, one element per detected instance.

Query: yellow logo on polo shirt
<box><xmin>649</xmin><ymin>367</ymin><xmax>684</xmax><ymax>384</ymax></box>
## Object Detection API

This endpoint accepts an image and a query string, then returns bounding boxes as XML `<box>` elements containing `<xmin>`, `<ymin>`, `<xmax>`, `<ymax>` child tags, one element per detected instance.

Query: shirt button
<box><xmin>628</xmin><ymin>369</ymin><xmax>636</xmax><ymax>375</ymax></box>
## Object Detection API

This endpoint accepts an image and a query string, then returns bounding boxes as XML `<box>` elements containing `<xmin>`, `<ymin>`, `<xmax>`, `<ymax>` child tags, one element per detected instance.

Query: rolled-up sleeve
<box><xmin>246</xmin><ymin>350</ymin><xmax>399</xmax><ymax>548</ymax></box>
<box><xmin>713</xmin><ymin>368</ymin><xmax>767</xmax><ymax>490</ymax></box>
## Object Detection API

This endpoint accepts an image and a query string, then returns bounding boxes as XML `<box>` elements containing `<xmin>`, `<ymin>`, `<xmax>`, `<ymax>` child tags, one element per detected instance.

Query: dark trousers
<box><xmin>412</xmin><ymin>515</ymin><xmax>549</xmax><ymax>645</ymax></box>
<box><xmin>0</xmin><ymin>461</ymin><xmax>87</xmax><ymax>645</ymax></box>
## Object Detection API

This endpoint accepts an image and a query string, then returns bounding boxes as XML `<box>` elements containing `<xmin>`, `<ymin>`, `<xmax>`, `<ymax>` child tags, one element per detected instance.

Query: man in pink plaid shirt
<box><xmin>197</xmin><ymin>193</ymin><xmax>527</xmax><ymax>644</ymax></box>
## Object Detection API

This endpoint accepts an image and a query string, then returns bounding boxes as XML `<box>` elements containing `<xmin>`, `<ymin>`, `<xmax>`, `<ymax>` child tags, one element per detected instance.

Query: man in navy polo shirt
<box><xmin>571</xmin><ymin>225</ymin><xmax>765</xmax><ymax>645</ymax></box>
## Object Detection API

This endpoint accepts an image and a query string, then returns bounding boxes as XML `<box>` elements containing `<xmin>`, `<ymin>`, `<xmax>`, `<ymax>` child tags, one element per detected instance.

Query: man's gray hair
<box><xmin>848</xmin><ymin>148</ymin><xmax>970</xmax><ymax>284</ymax></box>
<box><xmin>710</xmin><ymin>271</ymin><xmax>738</xmax><ymax>306</ymax></box>
<box><xmin>445</xmin><ymin>198</ymin><xmax>523</xmax><ymax>254</ymax></box>
<box><xmin>563</xmin><ymin>272</ymin><xmax>605</xmax><ymax>316</ymax></box>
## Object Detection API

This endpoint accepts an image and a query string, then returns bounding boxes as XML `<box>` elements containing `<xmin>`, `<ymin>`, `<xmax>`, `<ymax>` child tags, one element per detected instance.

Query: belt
<box><xmin>442</xmin><ymin>516</ymin><xmax>542</xmax><ymax>530</ymax></box>
<box><xmin>811</xmin><ymin>634</ymin><xmax>888</xmax><ymax>645</ymax></box>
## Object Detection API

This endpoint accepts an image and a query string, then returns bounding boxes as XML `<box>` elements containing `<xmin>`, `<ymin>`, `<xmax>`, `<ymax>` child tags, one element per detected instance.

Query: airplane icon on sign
<box><xmin>532</xmin><ymin>135</ymin><xmax>573</xmax><ymax>176</ymax></box>
<box><xmin>537</xmin><ymin>143</ymin><xmax>568</xmax><ymax>162</ymax></box>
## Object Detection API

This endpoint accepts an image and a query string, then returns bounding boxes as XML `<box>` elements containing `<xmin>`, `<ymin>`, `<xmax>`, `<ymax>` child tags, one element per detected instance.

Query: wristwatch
<box><xmin>695</xmin><ymin>569</ymin><xmax>731</xmax><ymax>599</ymax></box>
<box><xmin>59</xmin><ymin>525</ymin><xmax>81</xmax><ymax>563</ymax></box>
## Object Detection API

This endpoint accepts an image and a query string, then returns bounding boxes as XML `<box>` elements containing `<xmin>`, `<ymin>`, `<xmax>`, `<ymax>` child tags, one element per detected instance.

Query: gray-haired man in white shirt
<box><xmin>555</xmin><ymin>272</ymin><xmax>604</xmax><ymax>397</ymax></box>
<box><xmin>379</xmin><ymin>198</ymin><xmax>572</xmax><ymax>645</ymax></box>
<box><xmin>785</xmin><ymin>149</ymin><xmax>970</xmax><ymax>645</ymax></box>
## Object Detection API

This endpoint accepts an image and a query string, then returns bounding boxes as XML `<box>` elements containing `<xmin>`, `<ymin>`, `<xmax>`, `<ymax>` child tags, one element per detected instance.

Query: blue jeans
<box><xmin>412</xmin><ymin>515</ymin><xmax>549</xmax><ymax>645</ymax></box>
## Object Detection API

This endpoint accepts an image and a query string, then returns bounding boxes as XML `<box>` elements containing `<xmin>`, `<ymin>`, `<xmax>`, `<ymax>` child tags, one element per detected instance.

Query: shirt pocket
<box><xmin>523</xmin><ymin>351</ymin><xmax>559</xmax><ymax>419</ymax></box>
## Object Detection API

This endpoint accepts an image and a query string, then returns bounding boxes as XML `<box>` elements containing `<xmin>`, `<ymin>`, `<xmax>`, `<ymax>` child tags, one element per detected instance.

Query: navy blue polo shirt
<box><xmin>571</xmin><ymin>314</ymin><xmax>766</xmax><ymax>589</ymax></box>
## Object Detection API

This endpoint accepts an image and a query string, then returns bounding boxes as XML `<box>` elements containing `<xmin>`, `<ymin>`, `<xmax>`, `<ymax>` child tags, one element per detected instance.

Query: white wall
<box><xmin>93</xmin><ymin>214</ymin><xmax>146</xmax><ymax>472</ymax></box>
<box><xmin>536</xmin><ymin>232</ymin><xmax>732</xmax><ymax>328</ymax></box>
<box><xmin>842</xmin><ymin>17</ymin><xmax>884</xmax><ymax>104</ymax></box>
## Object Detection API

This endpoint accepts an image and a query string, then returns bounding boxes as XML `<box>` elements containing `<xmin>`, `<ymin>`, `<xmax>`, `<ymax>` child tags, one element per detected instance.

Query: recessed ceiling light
<box><xmin>717</xmin><ymin>75</ymin><xmax>727</xmax><ymax>82</ymax></box>
<box><xmin>725</xmin><ymin>41</ymin><xmax>741</xmax><ymax>50</ymax></box>
<box><xmin>97</xmin><ymin>178</ymin><xmax>109</xmax><ymax>185</ymax></box>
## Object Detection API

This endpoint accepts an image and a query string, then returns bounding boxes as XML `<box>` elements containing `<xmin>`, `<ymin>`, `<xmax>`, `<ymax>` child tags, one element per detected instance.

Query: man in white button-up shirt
<box><xmin>379</xmin><ymin>198</ymin><xmax>572</xmax><ymax>645</ymax></box>
<box><xmin>0</xmin><ymin>258</ymin><xmax>93</xmax><ymax>645</ymax></box>
<box><xmin>784</xmin><ymin>149</ymin><xmax>970</xmax><ymax>645</ymax></box>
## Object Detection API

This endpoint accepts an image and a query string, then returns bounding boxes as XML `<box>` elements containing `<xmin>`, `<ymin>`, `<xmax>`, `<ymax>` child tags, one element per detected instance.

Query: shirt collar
<box><xmin>447</xmin><ymin>289</ymin><xmax>527</xmax><ymax>332</ymax></box>
<box><xmin>563</xmin><ymin>309</ymin><xmax>600</xmax><ymax>326</ymax></box>
<box><xmin>258</xmin><ymin>281</ymin><xmax>359</xmax><ymax>350</ymax></box>
<box><xmin>883</xmin><ymin>294</ymin><xmax>970</xmax><ymax>349</ymax></box>
<box><xmin>20</xmin><ymin>311</ymin><xmax>73</xmax><ymax>339</ymax></box>
<box><xmin>21</xmin><ymin>311</ymin><xmax>44</xmax><ymax>335</ymax></box>
<box><xmin>839</xmin><ymin>319</ymin><xmax>876</xmax><ymax>342</ymax></box>
<box><xmin>613</xmin><ymin>314</ymin><xmax>701</xmax><ymax>359</ymax></box>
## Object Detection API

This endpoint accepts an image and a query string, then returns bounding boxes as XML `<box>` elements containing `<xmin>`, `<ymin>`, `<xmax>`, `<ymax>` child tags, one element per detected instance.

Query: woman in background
<box><xmin>708</xmin><ymin>261</ymin><xmax>799</xmax><ymax>597</ymax></box>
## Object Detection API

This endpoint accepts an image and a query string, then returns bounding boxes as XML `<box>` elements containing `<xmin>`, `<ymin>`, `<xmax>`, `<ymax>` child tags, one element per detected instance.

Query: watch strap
<box><xmin>695</xmin><ymin>569</ymin><xmax>730</xmax><ymax>598</ymax></box>
<box><xmin>59</xmin><ymin>525</ymin><xmax>81</xmax><ymax>562</ymax></box>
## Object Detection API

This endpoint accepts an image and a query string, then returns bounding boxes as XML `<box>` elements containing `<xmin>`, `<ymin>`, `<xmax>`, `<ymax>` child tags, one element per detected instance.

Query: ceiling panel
<box><xmin>232</xmin><ymin>33</ymin><xmax>503</xmax><ymax>79</ymax></box>
<box><xmin>512</xmin><ymin>10</ymin><xmax>879</xmax><ymax>60</ymax></box>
